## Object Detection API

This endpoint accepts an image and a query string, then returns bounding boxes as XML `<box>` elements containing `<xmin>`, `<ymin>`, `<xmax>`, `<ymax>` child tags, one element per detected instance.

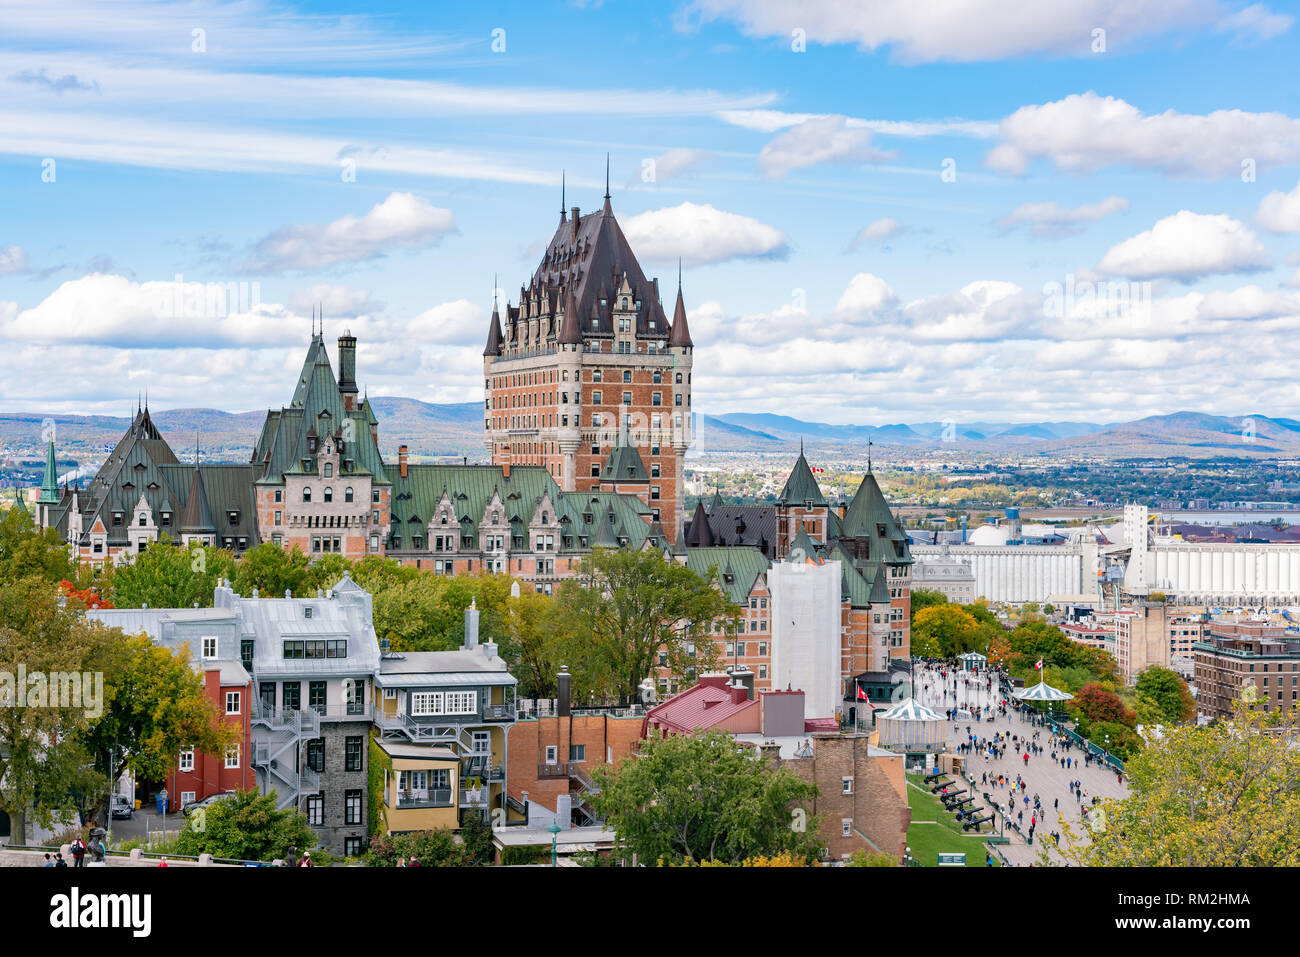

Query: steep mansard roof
<box><xmin>381</xmin><ymin>463</ymin><xmax>653</xmax><ymax>554</ymax></box>
<box><xmin>684</xmin><ymin>545</ymin><xmax>768</xmax><ymax>605</ymax></box>
<box><xmin>485</xmin><ymin>197</ymin><xmax>691</xmax><ymax>354</ymax></box>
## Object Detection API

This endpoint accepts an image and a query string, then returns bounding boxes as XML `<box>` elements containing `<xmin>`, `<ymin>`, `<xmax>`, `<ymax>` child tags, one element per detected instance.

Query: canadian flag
<box><xmin>1035</xmin><ymin>659</ymin><xmax>1043</xmax><ymax>671</ymax></box>
<box><xmin>856</xmin><ymin>683</ymin><xmax>868</xmax><ymax>701</ymax></box>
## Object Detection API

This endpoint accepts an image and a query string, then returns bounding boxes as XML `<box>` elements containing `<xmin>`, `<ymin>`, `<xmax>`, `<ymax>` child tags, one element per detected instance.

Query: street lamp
<box><xmin>548</xmin><ymin>818</ymin><xmax>561</xmax><ymax>867</ymax></box>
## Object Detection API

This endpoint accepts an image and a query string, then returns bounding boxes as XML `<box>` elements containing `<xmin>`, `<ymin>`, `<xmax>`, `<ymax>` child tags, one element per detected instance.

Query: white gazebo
<box><xmin>1013</xmin><ymin>681</ymin><xmax>1073</xmax><ymax>703</ymax></box>
<box><xmin>875</xmin><ymin>697</ymin><xmax>946</xmax><ymax>752</ymax></box>
<box><xmin>957</xmin><ymin>651</ymin><xmax>988</xmax><ymax>672</ymax></box>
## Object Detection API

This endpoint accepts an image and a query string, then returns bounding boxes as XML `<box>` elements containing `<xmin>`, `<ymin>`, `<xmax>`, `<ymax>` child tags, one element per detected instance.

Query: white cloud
<box><xmin>246</xmin><ymin>192</ymin><xmax>457</xmax><ymax>274</ymax></box>
<box><xmin>995</xmin><ymin>196</ymin><xmax>1129</xmax><ymax>237</ymax></box>
<box><xmin>987</xmin><ymin>92</ymin><xmax>1300</xmax><ymax>177</ymax></box>
<box><xmin>757</xmin><ymin>115</ymin><xmax>896</xmax><ymax>179</ymax></box>
<box><xmin>1256</xmin><ymin>180</ymin><xmax>1300</xmax><ymax>233</ymax></box>
<box><xmin>716</xmin><ymin>108</ymin><xmax>995</xmax><ymax>138</ymax></box>
<box><xmin>0</xmin><ymin>273</ymin><xmax>298</xmax><ymax>348</ymax></box>
<box><xmin>1217</xmin><ymin>3</ymin><xmax>1294</xmax><ymax>41</ymax></box>
<box><xmin>629</xmin><ymin>148</ymin><xmax>714</xmax><ymax>187</ymax></box>
<box><xmin>289</xmin><ymin>283</ymin><xmax>385</xmax><ymax>318</ymax></box>
<box><xmin>0</xmin><ymin>244</ymin><xmax>30</xmax><ymax>275</ymax></box>
<box><xmin>682</xmin><ymin>0</ymin><xmax>1220</xmax><ymax>62</ymax></box>
<box><xmin>1096</xmin><ymin>211</ymin><xmax>1269</xmax><ymax>280</ymax></box>
<box><xmin>620</xmin><ymin>202</ymin><xmax>788</xmax><ymax>266</ymax></box>
<box><xmin>848</xmin><ymin>218</ymin><xmax>905</xmax><ymax>248</ymax></box>
<box><xmin>834</xmin><ymin>273</ymin><xmax>898</xmax><ymax>318</ymax></box>
<box><xmin>405</xmin><ymin>299</ymin><xmax>484</xmax><ymax>346</ymax></box>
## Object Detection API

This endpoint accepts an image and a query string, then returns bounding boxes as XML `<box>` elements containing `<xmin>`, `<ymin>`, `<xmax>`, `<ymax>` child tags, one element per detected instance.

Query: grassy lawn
<box><xmin>904</xmin><ymin>774</ymin><xmax>1000</xmax><ymax>868</ymax></box>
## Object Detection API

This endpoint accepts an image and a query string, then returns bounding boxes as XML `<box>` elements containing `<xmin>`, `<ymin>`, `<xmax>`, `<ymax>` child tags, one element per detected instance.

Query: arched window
<box><xmin>344</xmin><ymin>487</ymin><xmax>354</xmax><ymax>503</ymax></box>
<box><xmin>323</xmin><ymin>462</ymin><xmax>333</xmax><ymax>478</ymax></box>
<box><xmin>303</xmin><ymin>487</ymin><xmax>312</xmax><ymax>503</ymax></box>
<box><xmin>324</xmin><ymin>487</ymin><xmax>333</xmax><ymax>503</ymax></box>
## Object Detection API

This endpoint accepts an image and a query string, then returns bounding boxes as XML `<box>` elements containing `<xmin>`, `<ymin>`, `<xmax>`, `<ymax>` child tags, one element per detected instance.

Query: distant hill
<box><xmin>5</xmin><ymin>404</ymin><xmax>1300</xmax><ymax>470</ymax></box>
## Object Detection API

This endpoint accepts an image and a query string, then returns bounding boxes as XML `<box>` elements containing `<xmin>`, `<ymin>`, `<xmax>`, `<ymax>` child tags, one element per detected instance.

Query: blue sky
<box><xmin>4</xmin><ymin>0</ymin><xmax>1300</xmax><ymax>429</ymax></box>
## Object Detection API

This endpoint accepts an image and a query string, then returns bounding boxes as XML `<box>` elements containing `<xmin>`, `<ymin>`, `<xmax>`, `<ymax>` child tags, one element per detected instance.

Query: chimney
<box><xmin>398</xmin><ymin>444</ymin><xmax>408</xmax><ymax>478</ymax></box>
<box><xmin>463</xmin><ymin>598</ymin><xmax>479</xmax><ymax>651</ymax></box>
<box><xmin>557</xmin><ymin>665</ymin><xmax>571</xmax><ymax>717</ymax></box>
<box><xmin>500</xmin><ymin>443</ymin><xmax>512</xmax><ymax>479</ymax></box>
<box><xmin>571</xmin><ymin>207</ymin><xmax>580</xmax><ymax>238</ymax></box>
<box><xmin>730</xmin><ymin>667</ymin><xmax>755</xmax><ymax>700</ymax></box>
<box><xmin>337</xmin><ymin>331</ymin><xmax>358</xmax><ymax>409</ymax></box>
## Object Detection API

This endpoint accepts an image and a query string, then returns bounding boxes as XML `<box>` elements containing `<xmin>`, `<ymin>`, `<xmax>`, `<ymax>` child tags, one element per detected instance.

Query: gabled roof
<box><xmin>685</xmin><ymin>545</ymin><xmax>769</xmax><ymax>605</ymax></box>
<box><xmin>644</xmin><ymin>673</ymin><xmax>758</xmax><ymax>735</ymax></box>
<box><xmin>776</xmin><ymin>449</ymin><xmax>826</xmax><ymax>507</ymax></box>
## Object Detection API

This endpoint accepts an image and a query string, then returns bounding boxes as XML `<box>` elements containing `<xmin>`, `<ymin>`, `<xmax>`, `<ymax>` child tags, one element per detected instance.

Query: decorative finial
<box><xmin>561</xmin><ymin>169</ymin><xmax>566</xmax><ymax>218</ymax></box>
<box><xmin>604</xmin><ymin>152</ymin><xmax>610</xmax><ymax>200</ymax></box>
<box><xmin>868</xmin><ymin>438</ymin><xmax>873</xmax><ymax>474</ymax></box>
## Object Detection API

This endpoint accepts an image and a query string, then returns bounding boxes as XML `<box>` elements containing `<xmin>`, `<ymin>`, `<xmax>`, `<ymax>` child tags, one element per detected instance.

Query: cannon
<box><xmin>962</xmin><ymin>814</ymin><xmax>995</xmax><ymax>832</ymax></box>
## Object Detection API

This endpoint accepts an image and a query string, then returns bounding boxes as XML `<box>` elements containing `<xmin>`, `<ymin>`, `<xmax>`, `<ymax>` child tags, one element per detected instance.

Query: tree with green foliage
<box><xmin>1064</xmin><ymin>704</ymin><xmax>1300</xmax><ymax>866</ymax></box>
<box><xmin>590</xmin><ymin>731</ymin><xmax>823</xmax><ymax>865</ymax></box>
<box><xmin>81</xmin><ymin>632</ymin><xmax>238</xmax><ymax>826</ymax></box>
<box><xmin>500</xmin><ymin>587</ymin><xmax>565</xmax><ymax>699</ymax></box>
<box><xmin>173</xmin><ymin>789</ymin><xmax>318</xmax><ymax>861</ymax></box>
<box><xmin>1134</xmin><ymin>666</ymin><xmax>1196</xmax><ymax>726</ymax></box>
<box><xmin>370</xmin><ymin>571</ymin><xmax>513</xmax><ymax>652</ymax></box>
<box><xmin>554</xmin><ymin>548</ymin><xmax>734</xmax><ymax>705</ymax></box>
<box><xmin>105</xmin><ymin>539</ymin><xmax>235</xmax><ymax>609</ymax></box>
<box><xmin>230</xmin><ymin>542</ymin><xmax>311</xmax><ymax>598</ymax></box>
<box><xmin>0</xmin><ymin>577</ymin><xmax>120</xmax><ymax>843</ymax></box>
<box><xmin>0</xmin><ymin>505</ymin><xmax>78</xmax><ymax>585</ymax></box>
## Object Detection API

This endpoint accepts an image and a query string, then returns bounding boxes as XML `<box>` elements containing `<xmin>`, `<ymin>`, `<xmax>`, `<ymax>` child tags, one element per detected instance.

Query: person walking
<box><xmin>70</xmin><ymin>837</ymin><xmax>86</xmax><ymax>868</ymax></box>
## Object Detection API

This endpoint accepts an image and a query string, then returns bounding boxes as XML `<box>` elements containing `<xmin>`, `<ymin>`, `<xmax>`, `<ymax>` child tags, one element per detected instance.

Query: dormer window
<box><xmin>304</xmin><ymin>606</ymin><xmax>313</xmax><ymax>619</ymax></box>
<box><xmin>324</xmin><ymin>462</ymin><xmax>333</xmax><ymax>478</ymax></box>
<box><xmin>308</xmin><ymin>437</ymin><xmax>317</xmax><ymax>453</ymax></box>
<box><xmin>161</xmin><ymin>512</ymin><xmax>171</xmax><ymax>526</ymax></box>
<box><xmin>876</xmin><ymin>523</ymin><xmax>887</xmax><ymax>537</ymax></box>
<box><xmin>228</xmin><ymin>510</ymin><xmax>239</xmax><ymax>526</ymax></box>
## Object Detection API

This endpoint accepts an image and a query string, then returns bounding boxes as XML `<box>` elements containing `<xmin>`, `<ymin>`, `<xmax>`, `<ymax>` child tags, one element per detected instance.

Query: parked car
<box><xmin>182</xmin><ymin>791</ymin><xmax>236</xmax><ymax>816</ymax></box>
<box><xmin>110</xmin><ymin>794</ymin><xmax>134</xmax><ymax>820</ymax></box>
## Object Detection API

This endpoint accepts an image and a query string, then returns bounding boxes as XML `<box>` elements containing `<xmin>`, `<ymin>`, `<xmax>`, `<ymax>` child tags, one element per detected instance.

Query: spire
<box><xmin>603</xmin><ymin>153</ymin><xmax>612</xmax><ymax>214</ymax></box>
<box><xmin>38</xmin><ymin>438</ymin><xmax>60</xmax><ymax>505</ymax></box>
<box><xmin>669</xmin><ymin>271</ymin><xmax>693</xmax><ymax>348</ymax></box>
<box><xmin>484</xmin><ymin>288</ymin><xmax>504</xmax><ymax>356</ymax></box>
<box><xmin>560</xmin><ymin>169</ymin><xmax>566</xmax><ymax>223</ymax></box>
<box><xmin>684</xmin><ymin>498</ymin><xmax>716</xmax><ymax>548</ymax></box>
<box><xmin>776</xmin><ymin>446</ymin><xmax>826</xmax><ymax>507</ymax></box>
<box><xmin>557</xmin><ymin>282</ymin><xmax>582</xmax><ymax>345</ymax></box>
<box><xmin>867</xmin><ymin>438</ymin><xmax>873</xmax><ymax>474</ymax></box>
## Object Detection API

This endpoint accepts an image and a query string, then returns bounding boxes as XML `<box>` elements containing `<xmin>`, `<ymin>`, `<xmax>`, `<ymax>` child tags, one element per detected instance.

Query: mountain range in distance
<box><xmin>3</xmin><ymin>401</ymin><xmax>1299</xmax><ymax>467</ymax></box>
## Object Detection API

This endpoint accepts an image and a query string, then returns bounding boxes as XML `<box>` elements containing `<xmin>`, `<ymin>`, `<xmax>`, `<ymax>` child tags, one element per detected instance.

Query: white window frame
<box><xmin>225</xmin><ymin>691</ymin><xmax>241</xmax><ymax>715</ymax></box>
<box><xmin>545</xmin><ymin>745</ymin><xmax>558</xmax><ymax>765</ymax></box>
<box><xmin>201</xmin><ymin>636</ymin><xmax>218</xmax><ymax>659</ymax></box>
<box><xmin>224</xmin><ymin>744</ymin><xmax>241</xmax><ymax>769</ymax></box>
<box><xmin>410</xmin><ymin>691</ymin><xmax>444</xmax><ymax>716</ymax></box>
<box><xmin>178</xmin><ymin>748</ymin><xmax>194</xmax><ymax>773</ymax></box>
<box><xmin>842</xmin><ymin>776</ymin><xmax>853</xmax><ymax>794</ymax></box>
<box><xmin>180</xmin><ymin>790</ymin><xmax>196</xmax><ymax>807</ymax></box>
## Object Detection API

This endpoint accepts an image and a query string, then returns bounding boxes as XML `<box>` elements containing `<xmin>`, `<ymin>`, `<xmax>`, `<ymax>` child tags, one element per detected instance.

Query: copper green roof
<box><xmin>685</xmin><ymin>546</ymin><xmax>768</xmax><ymax>605</ymax></box>
<box><xmin>600</xmin><ymin>439</ymin><xmax>648</xmax><ymax>483</ymax></box>
<box><xmin>775</xmin><ymin>449</ymin><xmax>826</xmax><ymax>507</ymax></box>
<box><xmin>840</xmin><ymin>472</ymin><xmax>912</xmax><ymax>565</ymax></box>
<box><xmin>37</xmin><ymin>438</ymin><xmax>60</xmax><ymax>504</ymax></box>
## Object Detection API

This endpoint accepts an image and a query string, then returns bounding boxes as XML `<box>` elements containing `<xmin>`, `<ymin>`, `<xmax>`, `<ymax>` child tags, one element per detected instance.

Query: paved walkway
<box><xmin>912</xmin><ymin>663</ymin><xmax>1129</xmax><ymax>866</ymax></box>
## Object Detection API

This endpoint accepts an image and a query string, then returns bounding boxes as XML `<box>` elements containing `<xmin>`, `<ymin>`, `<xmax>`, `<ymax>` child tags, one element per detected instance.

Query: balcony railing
<box><xmin>394</xmin><ymin>788</ymin><xmax>453</xmax><ymax>809</ymax></box>
<box><xmin>459</xmin><ymin>787</ymin><xmax>490</xmax><ymax>807</ymax></box>
<box><xmin>483</xmin><ymin>703</ymin><xmax>516</xmax><ymax>722</ymax></box>
<box><xmin>538</xmin><ymin>762</ymin><xmax>570</xmax><ymax>779</ymax></box>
